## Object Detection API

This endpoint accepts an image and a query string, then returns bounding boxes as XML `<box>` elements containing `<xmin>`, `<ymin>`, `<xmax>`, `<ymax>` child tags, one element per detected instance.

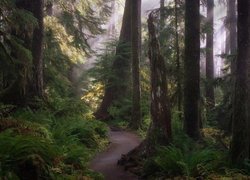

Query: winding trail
<box><xmin>90</xmin><ymin>129</ymin><xmax>141</xmax><ymax>180</ymax></box>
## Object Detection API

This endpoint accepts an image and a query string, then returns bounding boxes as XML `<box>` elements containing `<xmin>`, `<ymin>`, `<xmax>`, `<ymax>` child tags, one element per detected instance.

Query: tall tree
<box><xmin>160</xmin><ymin>0</ymin><xmax>165</xmax><ymax>29</ymax></box>
<box><xmin>183</xmin><ymin>0</ymin><xmax>201</xmax><ymax>139</ymax></box>
<box><xmin>146</xmin><ymin>13</ymin><xmax>172</xmax><ymax>153</ymax></box>
<box><xmin>16</xmin><ymin>0</ymin><xmax>44</xmax><ymax>99</ymax></box>
<box><xmin>1</xmin><ymin>0</ymin><xmax>44</xmax><ymax>105</ymax></box>
<box><xmin>31</xmin><ymin>0</ymin><xmax>44</xmax><ymax>98</ymax></box>
<box><xmin>231</xmin><ymin>0</ymin><xmax>250</xmax><ymax>165</ymax></box>
<box><xmin>227</xmin><ymin>0</ymin><xmax>237</xmax><ymax>73</ymax></box>
<box><xmin>174</xmin><ymin>0</ymin><xmax>182</xmax><ymax>118</ymax></box>
<box><xmin>130</xmin><ymin>0</ymin><xmax>141</xmax><ymax>129</ymax></box>
<box><xmin>205</xmin><ymin>0</ymin><xmax>215</xmax><ymax>108</ymax></box>
<box><xmin>95</xmin><ymin>0</ymin><xmax>132</xmax><ymax>120</ymax></box>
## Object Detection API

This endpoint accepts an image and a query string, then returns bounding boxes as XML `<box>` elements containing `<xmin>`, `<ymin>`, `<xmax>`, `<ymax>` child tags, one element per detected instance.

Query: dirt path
<box><xmin>90</xmin><ymin>130</ymin><xmax>141</xmax><ymax>180</ymax></box>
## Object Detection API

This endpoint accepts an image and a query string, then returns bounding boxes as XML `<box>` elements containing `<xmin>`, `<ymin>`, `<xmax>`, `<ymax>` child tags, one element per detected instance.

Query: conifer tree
<box><xmin>146</xmin><ymin>12</ymin><xmax>172</xmax><ymax>153</ymax></box>
<box><xmin>205</xmin><ymin>0</ymin><xmax>215</xmax><ymax>108</ymax></box>
<box><xmin>231</xmin><ymin>0</ymin><xmax>250</xmax><ymax>165</ymax></box>
<box><xmin>183</xmin><ymin>0</ymin><xmax>201</xmax><ymax>140</ymax></box>
<box><xmin>95</xmin><ymin>0</ymin><xmax>132</xmax><ymax>120</ymax></box>
<box><xmin>130</xmin><ymin>0</ymin><xmax>141</xmax><ymax>129</ymax></box>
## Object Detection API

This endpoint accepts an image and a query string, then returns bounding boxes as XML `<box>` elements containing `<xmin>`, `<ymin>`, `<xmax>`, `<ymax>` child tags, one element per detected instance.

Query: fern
<box><xmin>145</xmin><ymin>144</ymin><xmax>224</xmax><ymax>178</ymax></box>
<box><xmin>0</xmin><ymin>131</ymin><xmax>59</xmax><ymax>179</ymax></box>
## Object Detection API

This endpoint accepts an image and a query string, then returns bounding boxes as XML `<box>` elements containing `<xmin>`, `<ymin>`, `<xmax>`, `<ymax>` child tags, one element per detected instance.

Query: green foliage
<box><xmin>0</xmin><ymin>131</ymin><xmax>58</xmax><ymax>179</ymax></box>
<box><xmin>143</xmin><ymin>143</ymin><xmax>224</xmax><ymax>178</ymax></box>
<box><xmin>0</xmin><ymin>1</ymin><xmax>38</xmax><ymax>99</ymax></box>
<box><xmin>108</xmin><ymin>98</ymin><xmax>132</xmax><ymax>121</ymax></box>
<box><xmin>0</xmin><ymin>96</ymin><xmax>108</xmax><ymax>179</ymax></box>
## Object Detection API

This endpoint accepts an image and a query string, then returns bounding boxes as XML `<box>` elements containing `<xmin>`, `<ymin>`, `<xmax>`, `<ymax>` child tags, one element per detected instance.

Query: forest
<box><xmin>0</xmin><ymin>0</ymin><xmax>250</xmax><ymax>179</ymax></box>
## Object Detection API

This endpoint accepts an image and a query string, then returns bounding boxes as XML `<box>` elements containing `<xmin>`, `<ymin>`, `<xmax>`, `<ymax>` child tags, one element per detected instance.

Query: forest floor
<box><xmin>90</xmin><ymin>128</ymin><xmax>141</xmax><ymax>180</ymax></box>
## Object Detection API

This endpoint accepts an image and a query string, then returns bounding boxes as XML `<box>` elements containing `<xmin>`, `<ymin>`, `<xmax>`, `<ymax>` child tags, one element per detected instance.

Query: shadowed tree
<box><xmin>130</xmin><ymin>0</ymin><xmax>141</xmax><ymax>129</ymax></box>
<box><xmin>119</xmin><ymin>11</ymin><xmax>172</xmax><ymax>161</ymax></box>
<box><xmin>174</xmin><ymin>0</ymin><xmax>182</xmax><ymax>118</ymax></box>
<box><xmin>183</xmin><ymin>0</ymin><xmax>201</xmax><ymax>140</ymax></box>
<box><xmin>227</xmin><ymin>0</ymin><xmax>237</xmax><ymax>73</ymax></box>
<box><xmin>205</xmin><ymin>0</ymin><xmax>215</xmax><ymax>108</ymax></box>
<box><xmin>1</xmin><ymin>0</ymin><xmax>44</xmax><ymax>105</ymax></box>
<box><xmin>146</xmin><ymin>13</ymin><xmax>172</xmax><ymax>153</ymax></box>
<box><xmin>31</xmin><ymin>0</ymin><xmax>44</xmax><ymax>98</ymax></box>
<box><xmin>17</xmin><ymin>0</ymin><xmax>44</xmax><ymax>99</ymax></box>
<box><xmin>231</xmin><ymin>0</ymin><xmax>250</xmax><ymax>165</ymax></box>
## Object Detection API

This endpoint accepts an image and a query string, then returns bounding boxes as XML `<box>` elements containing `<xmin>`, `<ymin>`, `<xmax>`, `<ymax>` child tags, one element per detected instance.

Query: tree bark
<box><xmin>95</xmin><ymin>0</ymin><xmax>132</xmax><ymax>120</ymax></box>
<box><xmin>174</xmin><ymin>0</ymin><xmax>182</xmax><ymax>118</ymax></box>
<box><xmin>160</xmin><ymin>0</ymin><xmax>165</xmax><ymax>29</ymax></box>
<box><xmin>31</xmin><ymin>0</ymin><xmax>44</xmax><ymax>98</ymax></box>
<box><xmin>231</xmin><ymin>0</ymin><xmax>250</xmax><ymax>165</ymax></box>
<box><xmin>2</xmin><ymin>0</ymin><xmax>44</xmax><ymax>105</ymax></box>
<box><xmin>130</xmin><ymin>0</ymin><xmax>141</xmax><ymax>129</ymax></box>
<box><xmin>205</xmin><ymin>0</ymin><xmax>215</xmax><ymax>108</ymax></box>
<box><xmin>183</xmin><ymin>0</ymin><xmax>201</xmax><ymax>140</ymax></box>
<box><xmin>228</xmin><ymin>0</ymin><xmax>237</xmax><ymax>74</ymax></box>
<box><xmin>146</xmin><ymin>13</ymin><xmax>172</xmax><ymax>154</ymax></box>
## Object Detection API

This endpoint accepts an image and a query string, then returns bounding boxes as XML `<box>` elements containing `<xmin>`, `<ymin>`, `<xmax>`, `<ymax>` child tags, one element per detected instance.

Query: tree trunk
<box><xmin>205</xmin><ymin>0</ymin><xmax>215</xmax><ymax>108</ymax></box>
<box><xmin>231</xmin><ymin>0</ymin><xmax>250</xmax><ymax>165</ymax></box>
<box><xmin>183</xmin><ymin>0</ymin><xmax>201</xmax><ymax>140</ymax></box>
<box><xmin>146</xmin><ymin>13</ymin><xmax>172</xmax><ymax>154</ymax></box>
<box><xmin>130</xmin><ymin>0</ymin><xmax>141</xmax><ymax>129</ymax></box>
<box><xmin>95</xmin><ymin>0</ymin><xmax>132</xmax><ymax>120</ymax></box>
<box><xmin>228</xmin><ymin>0</ymin><xmax>237</xmax><ymax>74</ymax></box>
<box><xmin>174</xmin><ymin>0</ymin><xmax>182</xmax><ymax>118</ymax></box>
<box><xmin>160</xmin><ymin>0</ymin><xmax>165</xmax><ymax>29</ymax></box>
<box><xmin>31</xmin><ymin>0</ymin><xmax>44</xmax><ymax>98</ymax></box>
<box><xmin>2</xmin><ymin>0</ymin><xmax>44</xmax><ymax>105</ymax></box>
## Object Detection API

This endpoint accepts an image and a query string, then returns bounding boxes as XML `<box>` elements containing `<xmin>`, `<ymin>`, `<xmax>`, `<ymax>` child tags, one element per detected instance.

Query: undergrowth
<box><xmin>0</xmin><ymin>99</ymin><xmax>108</xmax><ymax>180</ymax></box>
<box><xmin>142</xmin><ymin>111</ymin><xmax>250</xmax><ymax>179</ymax></box>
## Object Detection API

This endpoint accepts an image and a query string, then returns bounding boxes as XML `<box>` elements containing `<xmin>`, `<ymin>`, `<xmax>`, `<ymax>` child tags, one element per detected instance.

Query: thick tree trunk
<box><xmin>146</xmin><ymin>13</ymin><xmax>172</xmax><ymax>154</ymax></box>
<box><xmin>2</xmin><ymin>0</ymin><xmax>44</xmax><ymax>105</ymax></box>
<box><xmin>205</xmin><ymin>0</ymin><xmax>215</xmax><ymax>108</ymax></box>
<box><xmin>231</xmin><ymin>0</ymin><xmax>250</xmax><ymax>165</ymax></box>
<box><xmin>130</xmin><ymin>0</ymin><xmax>141</xmax><ymax>129</ymax></box>
<box><xmin>95</xmin><ymin>0</ymin><xmax>132</xmax><ymax>120</ymax></box>
<box><xmin>183</xmin><ymin>0</ymin><xmax>201</xmax><ymax>140</ymax></box>
<box><xmin>31</xmin><ymin>0</ymin><xmax>44</xmax><ymax>98</ymax></box>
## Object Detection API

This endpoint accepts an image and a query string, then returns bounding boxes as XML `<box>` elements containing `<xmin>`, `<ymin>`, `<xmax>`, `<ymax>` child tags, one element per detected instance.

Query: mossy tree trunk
<box><xmin>95</xmin><ymin>0</ymin><xmax>132</xmax><ymax>120</ymax></box>
<box><xmin>130</xmin><ymin>0</ymin><xmax>141</xmax><ymax>129</ymax></box>
<box><xmin>183</xmin><ymin>0</ymin><xmax>201</xmax><ymax>140</ymax></box>
<box><xmin>205</xmin><ymin>0</ymin><xmax>215</xmax><ymax>108</ymax></box>
<box><xmin>2</xmin><ymin>0</ymin><xmax>44</xmax><ymax>105</ymax></box>
<box><xmin>146</xmin><ymin>13</ymin><xmax>172</xmax><ymax>154</ymax></box>
<box><xmin>31</xmin><ymin>0</ymin><xmax>44</xmax><ymax>98</ymax></box>
<box><xmin>231</xmin><ymin>0</ymin><xmax>250</xmax><ymax>165</ymax></box>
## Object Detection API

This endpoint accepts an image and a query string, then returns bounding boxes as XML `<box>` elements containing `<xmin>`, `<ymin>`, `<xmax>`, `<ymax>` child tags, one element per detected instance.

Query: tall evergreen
<box><xmin>228</xmin><ymin>0</ymin><xmax>237</xmax><ymax>73</ymax></box>
<box><xmin>231</xmin><ymin>0</ymin><xmax>250</xmax><ymax>165</ymax></box>
<box><xmin>31</xmin><ymin>0</ymin><xmax>44</xmax><ymax>98</ymax></box>
<box><xmin>174</xmin><ymin>0</ymin><xmax>182</xmax><ymax>117</ymax></box>
<box><xmin>130</xmin><ymin>0</ymin><xmax>141</xmax><ymax>129</ymax></box>
<box><xmin>183</xmin><ymin>0</ymin><xmax>201</xmax><ymax>140</ymax></box>
<box><xmin>146</xmin><ymin>13</ymin><xmax>172</xmax><ymax>153</ymax></box>
<box><xmin>205</xmin><ymin>0</ymin><xmax>215</xmax><ymax>108</ymax></box>
<box><xmin>95</xmin><ymin>0</ymin><xmax>132</xmax><ymax>120</ymax></box>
